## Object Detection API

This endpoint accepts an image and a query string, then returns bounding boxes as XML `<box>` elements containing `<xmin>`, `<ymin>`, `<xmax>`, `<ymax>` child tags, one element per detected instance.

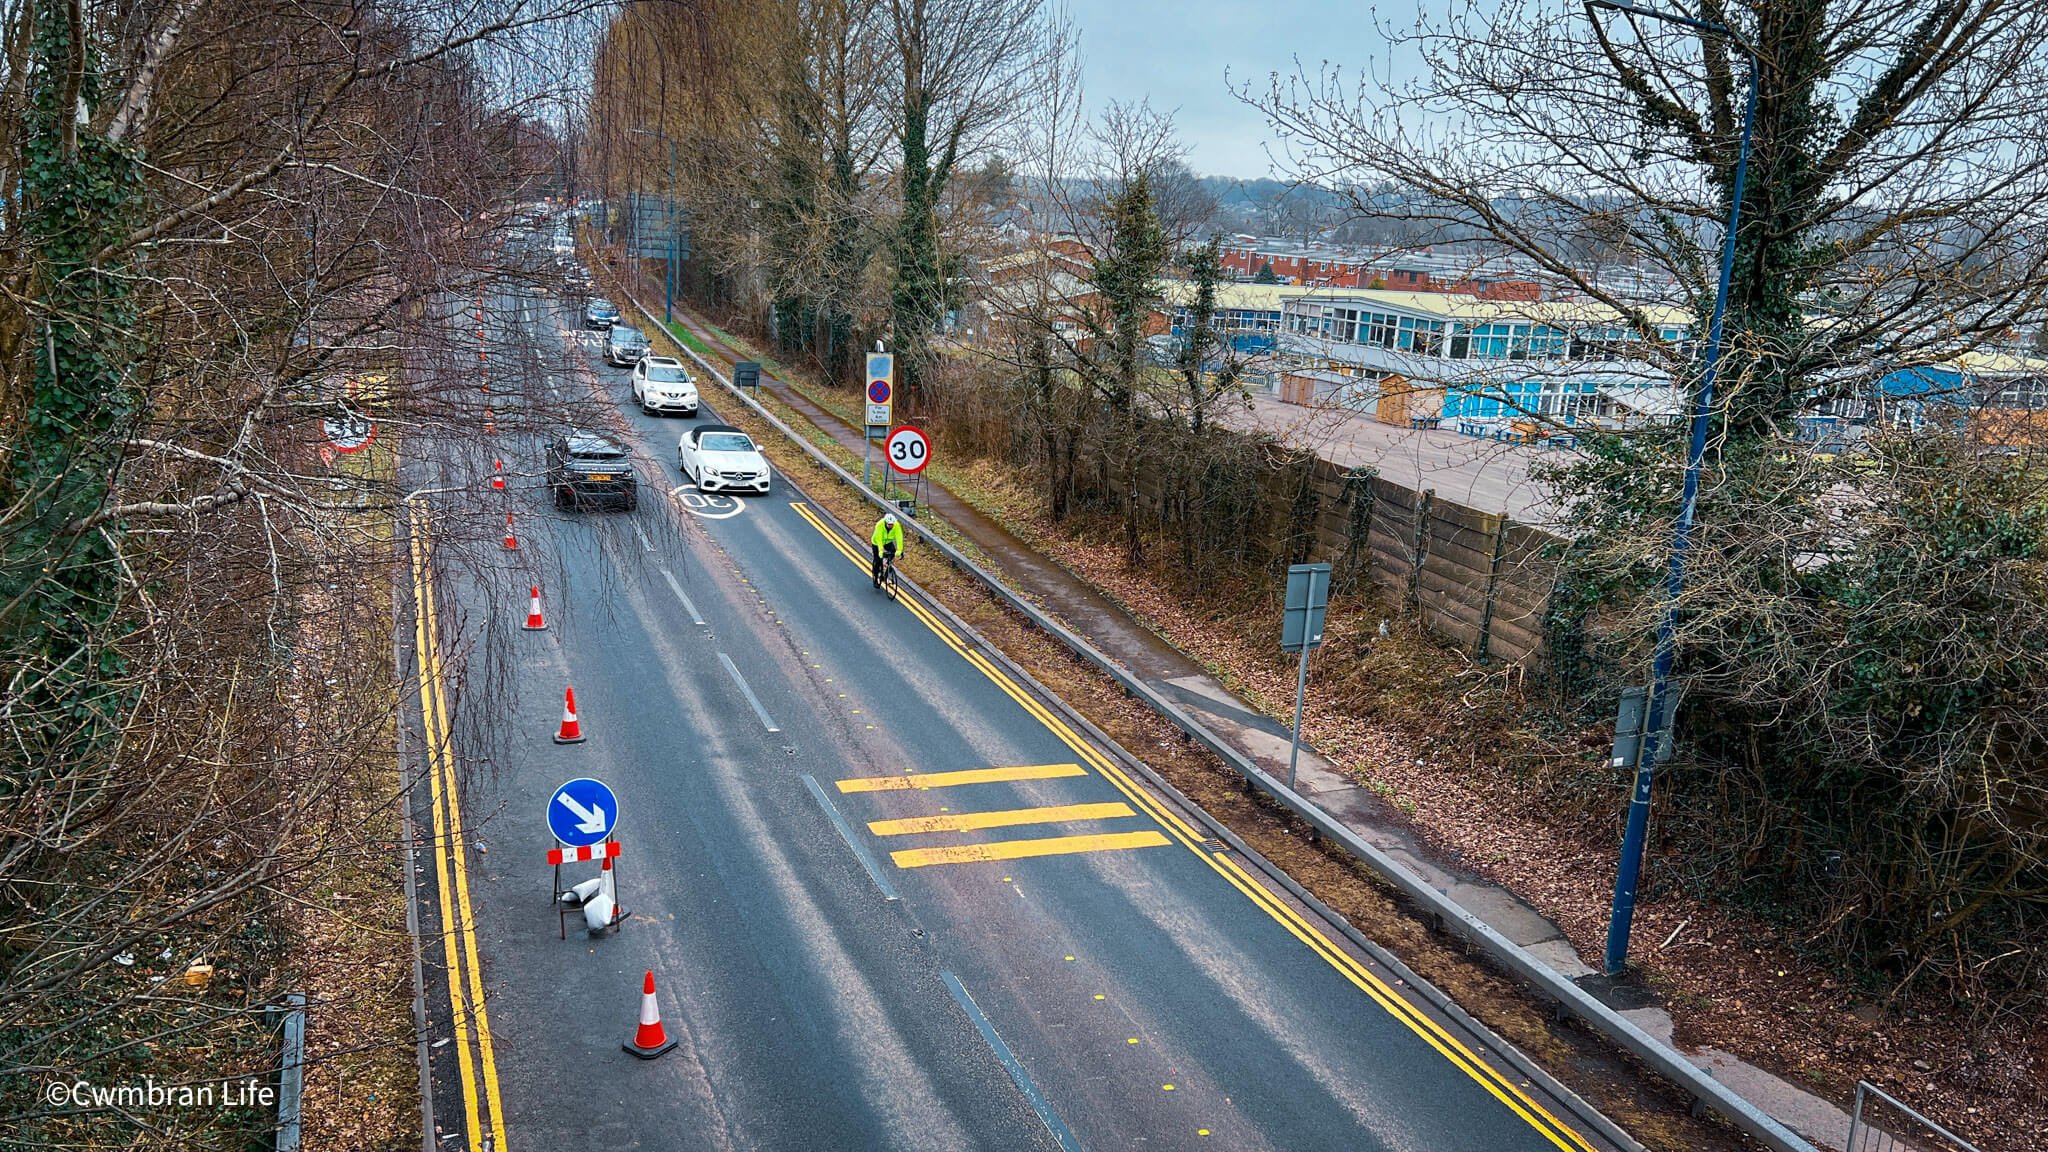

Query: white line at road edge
<box><xmin>633</xmin><ymin>522</ymin><xmax>657</xmax><ymax>552</ymax></box>
<box><xmin>717</xmin><ymin>651</ymin><xmax>779</xmax><ymax>732</ymax></box>
<box><xmin>659</xmin><ymin>567</ymin><xmax>706</xmax><ymax>626</ymax></box>
<box><xmin>940</xmin><ymin>971</ymin><xmax>1085</xmax><ymax>1152</ymax></box>
<box><xmin>800</xmin><ymin>775</ymin><xmax>901</xmax><ymax>902</ymax></box>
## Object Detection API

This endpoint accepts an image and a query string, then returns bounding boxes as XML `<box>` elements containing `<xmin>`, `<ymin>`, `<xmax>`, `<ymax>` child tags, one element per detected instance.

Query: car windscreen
<box><xmin>569</xmin><ymin>446</ymin><xmax>626</xmax><ymax>461</ymax></box>
<box><xmin>612</xmin><ymin>329</ymin><xmax>645</xmax><ymax>344</ymax></box>
<box><xmin>590</xmin><ymin>300</ymin><xmax>615</xmax><ymax>311</ymax></box>
<box><xmin>645</xmin><ymin>366</ymin><xmax>689</xmax><ymax>383</ymax></box>
<box><xmin>699</xmin><ymin>433</ymin><xmax>754</xmax><ymax>453</ymax></box>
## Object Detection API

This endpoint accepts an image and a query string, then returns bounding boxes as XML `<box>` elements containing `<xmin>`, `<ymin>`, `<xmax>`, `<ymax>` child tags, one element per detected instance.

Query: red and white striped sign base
<box><xmin>548</xmin><ymin>841</ymin><xmax>623</xmax><ymax>865</ymax></box>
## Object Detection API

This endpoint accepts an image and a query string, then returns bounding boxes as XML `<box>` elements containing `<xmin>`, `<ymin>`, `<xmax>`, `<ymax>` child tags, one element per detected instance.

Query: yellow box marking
<box><xmin>836</xmin><ymin>763</ymin><xmax>1086</xmax><ymax>793</ymax></box>
<box><xmin>891</xmin><ymin>831</ymin><xmax>1170</xmax><ymax>869</ymax></box>
<box><xmin>868</xmin><ymin>801</ymin><xmax>1135</xmax><ymax>837</ymax></box>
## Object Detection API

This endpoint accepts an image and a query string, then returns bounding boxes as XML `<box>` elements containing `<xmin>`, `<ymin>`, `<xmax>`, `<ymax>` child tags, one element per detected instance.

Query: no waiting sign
<box><xmin>865</xmin><ymin>352</ymin><xmax>893</xmax><ymax>428</ymax></box>
<box><xmin>886</xmin><ymin>425</ymin><xmax>930</xmax><ymax>474</ymax></box>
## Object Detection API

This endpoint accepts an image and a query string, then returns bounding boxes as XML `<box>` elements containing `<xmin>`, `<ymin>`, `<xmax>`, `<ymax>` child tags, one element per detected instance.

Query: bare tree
<box><xmin>1251</xmin><ymin>0</ymin><xmax>2048</xmax><ymax>1009</ymax></box>
<box><xmin>0</xmin><ymin>0</ymin><xmax>607</xmax><ymax>1144</ymax></box>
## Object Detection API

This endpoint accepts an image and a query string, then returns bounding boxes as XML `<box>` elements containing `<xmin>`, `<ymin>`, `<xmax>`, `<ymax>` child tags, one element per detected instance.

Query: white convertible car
<box><xmin>678</xmin><ymin>425</ymin><xmax>771</xmax><ymax>495</ymax></box>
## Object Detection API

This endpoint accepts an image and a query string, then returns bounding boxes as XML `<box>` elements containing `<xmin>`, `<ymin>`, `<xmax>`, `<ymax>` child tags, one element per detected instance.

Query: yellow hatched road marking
<box><xmin>409</xmin><ymin>505</ymin><xmax>509</xmax><ymax>1152</ymax></box>
<box><xmin>869</xmin><ymin>801</ymin><xmax>1135</xmax><ymax>836</ymax></box>
<box><xmin>836</xmin><ymin>763</ymin><xmax>1086</xmax><ymax>793</ymax></box>
<box><xmin>786</xmin><ymin>498</ymin><xmax>1599</xmax><ymax>1152</ymax></box>
<box><xmin>891</xmin><ymin>831</ymin><xmax>1171</xmax><ymax>869</ymax></box>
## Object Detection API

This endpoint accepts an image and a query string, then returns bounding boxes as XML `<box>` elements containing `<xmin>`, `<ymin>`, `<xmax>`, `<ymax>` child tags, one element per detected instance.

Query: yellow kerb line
<box><xmin>952</xmin><ymin>627</ymin><xmax>1593</xmax><ymax>1151</ymax></box>
<box><xmin>836</xmin><ymin>763</ymin><xmax>1086</xmax><ymax>793</ymax></box>
<box><xmin>891</xmin><ymin>831</ymin><xmax>1171</xmax><ymax>869</ymax></box>
<box><xmin>868</xmin><ymin>801</ymin><xmax>1135</xmax><ymax>836</ymax></box>
<box><xmin>784</xmin><ymin>495</ymin><xmax>1598</xmax><ymax>1152</ymax></box>
<box><xmin>409</xmin><ymin>507</ymin><xmax>509</xmax><ymax>1152</ymax></box>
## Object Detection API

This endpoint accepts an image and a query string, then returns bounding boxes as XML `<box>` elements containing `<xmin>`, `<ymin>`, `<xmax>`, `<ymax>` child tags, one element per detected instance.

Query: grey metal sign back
<box><xmin>626</xmin><ymin>192</ymin><xmax>689</xmax><ymax>261</ymax></box>
<box><xmin>1281</xmin><ymin>563</ymin><xmax>1331</xmax><ymax>652</ymax></box>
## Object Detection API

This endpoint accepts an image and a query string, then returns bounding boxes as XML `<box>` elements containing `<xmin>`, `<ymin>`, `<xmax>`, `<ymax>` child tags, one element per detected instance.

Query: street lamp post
<box><xmin>630</xmin><ymin>127</ymin><xmax>678</xmax><ymax>324</ymax></box>
<box><xmin>1585</xmin><ymin>0</ymin><xmax>1759</xmax><ymax>977</ymax></box>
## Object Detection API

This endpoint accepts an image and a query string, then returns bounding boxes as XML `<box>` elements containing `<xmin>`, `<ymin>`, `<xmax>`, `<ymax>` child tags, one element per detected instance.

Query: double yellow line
<box><xmin>407</xmin><ymin>504</ymin><xmax>509</xmax><ymax>1152</ymax></box>
<box><xmin>788</xmin><ymin>501</ymin><xmax>1597</xmax><ymax>1152</ymax></box>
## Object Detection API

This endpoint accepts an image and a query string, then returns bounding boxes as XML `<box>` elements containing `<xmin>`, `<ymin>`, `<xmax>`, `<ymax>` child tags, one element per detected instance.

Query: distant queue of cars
<box><xmin>550</xmin><ymin>293</ymin><xmax>772</xmax><ymax>510</ymax></box>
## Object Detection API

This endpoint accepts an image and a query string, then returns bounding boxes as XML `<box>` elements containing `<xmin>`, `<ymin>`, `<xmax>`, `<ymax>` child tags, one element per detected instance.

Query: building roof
<box><xmin>1275</xmin><ymin>285</ymin><xmax>1693</xmax><ymax>328</ymax></box>
<box><xmin>1158</xmin><ymin>281</ymin><xmax>1294</xmax><ymax>311</ymax></box>
<box><xmin>1951</xmin><ymin>348</ymin><xmax>2048</xmax><ymax>376</ymax></box>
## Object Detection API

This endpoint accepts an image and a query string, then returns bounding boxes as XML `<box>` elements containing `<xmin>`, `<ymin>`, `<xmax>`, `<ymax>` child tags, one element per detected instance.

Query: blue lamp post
<box><xmin>1585</xmin><ymin>0</ymin><xmax>1760</xmax><ymax>977</ymax></box>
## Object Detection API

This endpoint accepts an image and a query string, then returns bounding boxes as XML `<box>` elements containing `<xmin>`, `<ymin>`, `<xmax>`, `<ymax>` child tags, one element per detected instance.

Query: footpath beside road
<box><xmin>646</xmin><ymin>301</ymin><xmax>1867</xmax><ymax>1152</ymax></box>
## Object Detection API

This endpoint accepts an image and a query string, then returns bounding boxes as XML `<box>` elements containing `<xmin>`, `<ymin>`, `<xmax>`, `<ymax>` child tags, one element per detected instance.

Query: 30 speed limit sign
<box><xmin>885</xmin><ymin>425</ymin><xmax>930</xmax><ymax>474</ymax></box>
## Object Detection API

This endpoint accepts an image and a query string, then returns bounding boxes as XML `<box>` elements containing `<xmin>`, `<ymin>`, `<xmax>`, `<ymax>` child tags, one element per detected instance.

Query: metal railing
<box><xmin>1846</xmin><ymin>1081</ymin><xmax>1980</xmax><ymax>1152</ymax></box>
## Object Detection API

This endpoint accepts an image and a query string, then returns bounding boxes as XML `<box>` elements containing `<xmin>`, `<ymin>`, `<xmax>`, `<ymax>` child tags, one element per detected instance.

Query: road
<box><xmin>395</xmin><ymin>254</ymin><xmax>1626</xmax><ymax>1151</ymax></box>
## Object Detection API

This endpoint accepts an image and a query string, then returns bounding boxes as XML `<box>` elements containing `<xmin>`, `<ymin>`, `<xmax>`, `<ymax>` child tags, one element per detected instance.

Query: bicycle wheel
<box><xmin>884</xmin><ymin>564</ymin><xmax>900</xmax><ymax>601</ymax></box>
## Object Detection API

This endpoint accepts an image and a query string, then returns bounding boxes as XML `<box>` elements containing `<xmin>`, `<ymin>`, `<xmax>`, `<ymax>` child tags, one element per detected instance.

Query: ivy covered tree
<box><xmin>5</xmin><ymin>0</ymin><xmax>148</xmax><ymax>767</ymax></box>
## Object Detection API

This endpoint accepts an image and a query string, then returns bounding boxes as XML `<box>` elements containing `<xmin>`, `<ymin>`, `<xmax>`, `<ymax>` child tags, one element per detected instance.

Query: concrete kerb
<box><xmin>633</xmin><ymin>297</ymin><xmax>1816</xmax><ymax>1152</ymax></box>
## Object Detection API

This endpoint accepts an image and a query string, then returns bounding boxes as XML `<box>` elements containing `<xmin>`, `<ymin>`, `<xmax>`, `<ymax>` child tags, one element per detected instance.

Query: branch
<box><xmin>105</xmin><ymin>0</ymin><xmax>206</xmax><ymax>144</ymax></box>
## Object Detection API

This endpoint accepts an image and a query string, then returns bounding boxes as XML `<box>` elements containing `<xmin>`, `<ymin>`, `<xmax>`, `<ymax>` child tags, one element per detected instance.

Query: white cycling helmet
<box><xmin>883</xmin><ymin>513</ymin><xmax>899</xmax><ymax>527</ymax></box>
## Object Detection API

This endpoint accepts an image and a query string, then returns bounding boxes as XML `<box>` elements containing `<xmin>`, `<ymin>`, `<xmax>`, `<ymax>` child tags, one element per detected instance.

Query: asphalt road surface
<box><xmin>396</xmin><ymin>258</ymin><xmax>1627</xmax><ymax>1152</ymax></box>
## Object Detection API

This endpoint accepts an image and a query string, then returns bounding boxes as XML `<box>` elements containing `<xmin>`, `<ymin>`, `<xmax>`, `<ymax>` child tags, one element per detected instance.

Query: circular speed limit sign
<box><xmin>885</xmin><ymin>425</ymin><xmax>930</xmax><ymax>474</ymax></box>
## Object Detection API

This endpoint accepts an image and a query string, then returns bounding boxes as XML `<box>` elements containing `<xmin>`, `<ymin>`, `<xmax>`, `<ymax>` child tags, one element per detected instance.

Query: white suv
<box><xmin>631</xmin><ymin>356</ymin><xmax>699</xmax><ymax>416</ymax></box>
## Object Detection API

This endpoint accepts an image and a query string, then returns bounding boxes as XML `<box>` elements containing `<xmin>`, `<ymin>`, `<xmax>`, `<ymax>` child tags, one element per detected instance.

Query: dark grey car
<box><xmin>605</xmin><ymin>325</ymin><xmax>649</xmax><ymax>366</ymax></box>
<box><xmin>545</xmin><ymin>430</ymin><xmax>638</xmax><ymax>511</ymax></box>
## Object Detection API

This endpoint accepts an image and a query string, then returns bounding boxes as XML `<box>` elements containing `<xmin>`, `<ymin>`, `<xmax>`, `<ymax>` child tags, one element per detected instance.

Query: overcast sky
<box><xmin>1063</xmin><ymin>0</ymin><xmax>1398</xmax><ymax>179</ymax></box>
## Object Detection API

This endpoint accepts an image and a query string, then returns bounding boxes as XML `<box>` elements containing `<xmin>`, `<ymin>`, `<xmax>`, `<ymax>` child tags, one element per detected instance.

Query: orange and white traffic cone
<box><xmin>523</xmin><ymin>585</ymin><xmax>546</xmax><ymax>630</ymax></box>
<box><xmin>582</xmin><ymin>855</ymin><xmax>621</xmax><ymax>933</ymax></box>
<box><xmin>503</xmin><ymin>512</ymin><xmax>518</xmax><ymax>550</ymax></box>
<box><xmin>491</xmin><ymin>459</ymin><xmax>506</xmax><ymax>490</ymax></box>
<box><xmin>622</xmin><ymin>970</ymin><xmax>676</xmax><ymax>1059</ymax></box>
<box><xmin>553</xmin><ymin>686</ymin><xmax>585</xmax><ymax>744</ymax></box>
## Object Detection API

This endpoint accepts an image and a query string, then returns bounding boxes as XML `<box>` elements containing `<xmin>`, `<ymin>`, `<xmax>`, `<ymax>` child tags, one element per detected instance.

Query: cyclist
<box><xmin>870</xmin><ymin>512</ymin><xmax>904</xmax><ymax>590</ymax></box>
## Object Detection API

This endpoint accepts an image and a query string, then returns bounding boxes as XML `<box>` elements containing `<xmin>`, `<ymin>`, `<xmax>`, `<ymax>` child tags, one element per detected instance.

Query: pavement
<box><xmin>393</xmin><ymin>262</ymin><xmax>1629</xmax><ymax>1151</ymax></box>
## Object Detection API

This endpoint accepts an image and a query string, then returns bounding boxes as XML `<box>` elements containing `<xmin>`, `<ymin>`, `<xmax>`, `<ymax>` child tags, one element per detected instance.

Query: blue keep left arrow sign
<box><xmin>547</xmin><ymin>777</ymin><xmax>618</xmax><ymax>847</ymax></box>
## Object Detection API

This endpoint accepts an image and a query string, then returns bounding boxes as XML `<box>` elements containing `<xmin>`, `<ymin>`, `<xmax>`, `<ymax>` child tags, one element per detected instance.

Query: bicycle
<box><xmin>873</xmin><ymin>548</ymin><xmax>900</xmax><ymax>601</ymax></box>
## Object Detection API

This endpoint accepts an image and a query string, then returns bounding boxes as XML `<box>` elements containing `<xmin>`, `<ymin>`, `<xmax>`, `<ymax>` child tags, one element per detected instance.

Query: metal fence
<box><xmin>1845</xmin><ymin>1081</ymin><xmax>1979</xmax><ymax>1152</ymax></box>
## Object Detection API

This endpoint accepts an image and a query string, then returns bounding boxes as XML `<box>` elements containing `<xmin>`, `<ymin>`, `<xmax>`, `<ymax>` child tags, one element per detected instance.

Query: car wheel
<box><xmin>553</xmin><ymin>486</ymin><xmax>569</xmax><ymax>510</ymax></box>
<box><xmin>623</xmin><ymin>489</ymin><xmax>639</xmax><ymax>512</ymax></box>
<box><xmin>683</xmin><ymin>408</ymin><xmax>698</xmax><ymax>419</ymax></box>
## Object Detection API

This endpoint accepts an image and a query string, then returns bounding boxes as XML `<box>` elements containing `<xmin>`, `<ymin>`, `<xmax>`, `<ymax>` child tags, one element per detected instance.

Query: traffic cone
<box><xmin>554</xmin><ymin>686</ymin><xmax>585</xmax><ymax>744</ymax></box>
<box><xmin>622</xmin><ymin>970</ymin><xmax>676</xmax><ymax>1059</ymax></box>
<box><xmin>561</xmin><ymin>874</ymin><xmax>604</xmax><ymax>906</ymax></box>
<box><xmin>503</xmin><ymin>512</ymin><xmax>518</xmax><ymax>550</ymax></box>
<box><xmin>491</xmin><ymin>459</ymin><xmax>506</xmax><ymax>490</ymax></box>
<box><xmin>582</xmin><ymin>855</ymin><xmax>620</xmax><ymax>932</ymax></box>
<box><xmin>523</xmin><ymin>585</ymin><xmax>546</xmax><ymax>630</ymax></box>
